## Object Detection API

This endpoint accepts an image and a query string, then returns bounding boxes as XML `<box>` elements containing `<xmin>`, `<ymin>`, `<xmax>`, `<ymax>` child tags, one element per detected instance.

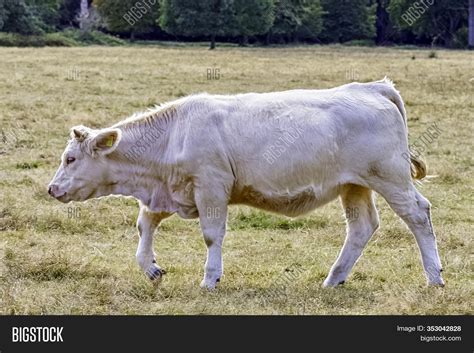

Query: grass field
<box><xmin>0</xmin><ymin>44</ymin><xmax>472</xmax><ymax>315</ymax></box>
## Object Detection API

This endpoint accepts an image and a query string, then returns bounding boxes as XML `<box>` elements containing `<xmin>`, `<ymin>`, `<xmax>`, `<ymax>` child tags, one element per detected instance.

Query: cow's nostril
<box><xmin>48</xmin><ymin>186</ymin><xmax>52</xmax><ymax>195</ymax></box>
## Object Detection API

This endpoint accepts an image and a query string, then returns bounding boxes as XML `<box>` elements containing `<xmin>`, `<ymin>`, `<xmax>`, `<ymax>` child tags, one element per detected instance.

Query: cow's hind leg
<box><xmin>323</xmin><ymin>185</ymin><xmax>379</xmax><ymax>287</ymax></box>
<box><xmin>136</xmin><ymin>205</ymin><xmax>171</xmax><ymax>282</ymax></box>
<box><xmin>370</xmin><ymin>181</ymin><xmax>444</xmax><ymax>286</ymax></box>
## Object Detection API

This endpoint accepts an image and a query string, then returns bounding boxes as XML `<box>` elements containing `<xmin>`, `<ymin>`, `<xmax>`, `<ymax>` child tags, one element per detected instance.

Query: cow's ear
<box><xmin>70</xmin><ymin>125</ymin><xmax>89</xmax><ymax>142</ymax></box>
<box><xmin>91</xmin><ymin>128</ymin><xmax>122</xmax><ymax>156</ymax></box>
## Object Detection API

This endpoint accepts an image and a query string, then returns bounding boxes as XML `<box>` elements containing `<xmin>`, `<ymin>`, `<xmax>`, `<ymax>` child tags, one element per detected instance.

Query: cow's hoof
<box><xmin>426</xmin><ymin>268</ymin><xmax>444</xmax><ymax>287</ymax></box>
<box><xmin>200</xmin><ymin>278</ymin><xmax>220</xmax><ymax>290</ymax></box>
<box><xmin>322</xmin><ymin>277</ymin><xmax>346</xmax><ymax>288</ymax></box>
<box><xmin>428</xmin><ymin>278</ymin><xmax>445</xmax><ymax>287</ymax></box>
<box><xmin>146</xmin><ymin>264</ymin><xmax>165</xmax><ymax>282</ymax></box>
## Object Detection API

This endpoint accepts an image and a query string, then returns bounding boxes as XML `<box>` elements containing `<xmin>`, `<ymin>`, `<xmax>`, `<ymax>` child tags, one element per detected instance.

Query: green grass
<box><xmin>0</xmin><ymin>45</ymin><xmax>472</xmax><ymax>314</ymax></box>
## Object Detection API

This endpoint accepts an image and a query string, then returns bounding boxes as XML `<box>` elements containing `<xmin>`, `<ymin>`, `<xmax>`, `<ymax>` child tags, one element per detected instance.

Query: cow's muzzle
<box><xmin>48</xmin><ymin>184</ymin><xmax>67</xmax><ymax>201</ymax></box>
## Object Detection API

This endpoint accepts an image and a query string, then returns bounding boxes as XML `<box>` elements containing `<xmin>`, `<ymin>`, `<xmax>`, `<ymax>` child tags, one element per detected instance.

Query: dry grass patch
<box><xmin>0</xmin><ymin>45</ymin><xmax>472</xmax><ymax>314</ymax></box>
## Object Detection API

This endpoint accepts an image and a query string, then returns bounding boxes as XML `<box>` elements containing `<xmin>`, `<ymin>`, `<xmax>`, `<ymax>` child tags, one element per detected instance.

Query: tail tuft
<box><xmin>410</xmin><ymin>151</ymin><xmax>427</xmax><ymax>180</ymax></box>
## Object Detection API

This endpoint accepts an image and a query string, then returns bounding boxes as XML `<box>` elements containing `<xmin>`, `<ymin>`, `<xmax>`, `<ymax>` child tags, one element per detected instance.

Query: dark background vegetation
<box><xmin>0</xmin><ymin>0</ymin><xmax>472</xmax><ymax>48</ymax></box>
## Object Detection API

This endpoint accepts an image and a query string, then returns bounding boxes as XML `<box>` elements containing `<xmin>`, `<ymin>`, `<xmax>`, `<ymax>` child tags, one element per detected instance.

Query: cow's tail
<box><xmin>375</xmin><ymin>77</ymin><xmax>426</xmax><ymax>180</ymax></box>
<box><xmin>375</xmin><ymin>76</ymin><xmax>407</xmax><ymax>127</ymax></box>
<box><xmin>409</xmin><ymin>151</ymin><xmax>427</xmax><ymax>180</ymax></box>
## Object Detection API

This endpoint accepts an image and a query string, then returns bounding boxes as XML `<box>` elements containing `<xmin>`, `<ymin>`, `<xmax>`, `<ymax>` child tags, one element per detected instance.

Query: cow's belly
<box><xmin>229</xmin><ymin>184</ymin><xmax>340</xmax><ymax>217</ymax></box>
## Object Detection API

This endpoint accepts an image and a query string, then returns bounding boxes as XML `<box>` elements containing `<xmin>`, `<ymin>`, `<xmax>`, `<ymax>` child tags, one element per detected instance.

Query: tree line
<box><xmin>0</xmin><ymin>0</ymin><xmax>472</xmax><ymax>48</ymax></box>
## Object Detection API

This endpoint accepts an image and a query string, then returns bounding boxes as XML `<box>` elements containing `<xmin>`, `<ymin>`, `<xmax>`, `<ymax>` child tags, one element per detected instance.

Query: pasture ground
<box><xmin>0</xmin><ymin>45</ymin><xmax>472</xmax><ymax>314</ymax></box>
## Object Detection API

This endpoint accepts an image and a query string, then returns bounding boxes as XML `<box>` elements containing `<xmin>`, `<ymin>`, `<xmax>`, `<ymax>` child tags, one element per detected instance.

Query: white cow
<box><xmin>48</xmin><ymin>78</ymin><xmax>444</xmax><ymax>289</ymax></box>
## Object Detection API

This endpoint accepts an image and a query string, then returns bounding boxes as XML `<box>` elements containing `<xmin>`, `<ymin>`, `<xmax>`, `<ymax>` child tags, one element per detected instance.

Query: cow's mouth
<box><xmin>55</xmin><ymin>193</ymin><xmax>70</xmax><ymax>203</ymax></box>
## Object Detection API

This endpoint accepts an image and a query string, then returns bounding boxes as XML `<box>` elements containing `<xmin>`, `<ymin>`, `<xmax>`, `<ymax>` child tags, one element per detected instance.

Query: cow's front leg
<box><xmin>136</xmin><ymin>206</ymin><xmax>171</xmax><ymax>282</ymax></box>
<box><xmin>195</xmin><ymin>190</ymin><xmax>228</xmax><ymax>289</ymax></box>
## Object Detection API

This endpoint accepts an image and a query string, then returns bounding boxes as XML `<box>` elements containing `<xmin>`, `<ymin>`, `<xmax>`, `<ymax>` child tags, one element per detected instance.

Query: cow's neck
<box><xmin>106</xmin><ymin>160</ymin><xmax>170</xmax><ymax>203</ymax></box>
<box><xmin>100</xmin><ymin>137</ymin><xmax>173</xmax><ymax>207</ymax></box>
<box><xmin>98</xmin><ymin>104</ymin><xmax>179</xmax><ymax>204</ymax></box>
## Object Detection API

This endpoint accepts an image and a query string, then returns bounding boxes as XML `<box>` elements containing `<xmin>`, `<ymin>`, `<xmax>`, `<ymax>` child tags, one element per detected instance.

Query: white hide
<box><xmin>48</xmin><ymin>78</ymin><xmax>444</xmax><ymax>289</ymax></box>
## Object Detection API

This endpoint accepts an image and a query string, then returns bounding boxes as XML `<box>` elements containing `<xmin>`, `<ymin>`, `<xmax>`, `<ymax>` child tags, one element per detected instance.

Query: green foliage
<box><xmin>270</xmin><ymin>0</ymin><xmax>325</xmax><ymax>42</ymax></box>
<box><xmin>271</xmin><ymin>0</ymin><xmax>304</xmax><ymax>40</ymax></box>
<box><xmin>0</xmin><ymin>32</ymin><xmax>57</xmax><ymax>46</ymax></box>
<box><xmin>343</xmin><ymin>38</ymin><xmax>375</xmax><ymax>46</ymax></box>
<box><xmin>0</xmin><ymin>0</ymin><xmax>64</xmax><ymax>34</ymax></box>
<box><xmin>160</xmin><ymin>0</ymin><xmax>235</xmax><ymax>47</ymax></box>
<box><xmin>58</xmin><ymin>0</ymin><xmax>81</xmax><ymax>27</ymax></box>
<box><xmin>26</xmin><ymin>0</ymin><xmax>63</xmax><ymax>32</ymax></box>
<box><xmin>320</xmin><ymin>0</ymin><xmax>375</xmax><ymax>43</ymax></box>
<box><xmin>0</xmin><ymin>28</ymin><xmax>124</xmax><ymax>46</ymax></box>
<box><xmin>43</xmin><ymin>31</ymin><xmax>79</xmax><ymax>45</ymax></box>
<box><xmin>95</xmin><ymin>0</ymin><xmax>159</xmax><ymax>36</ymax></box>
<box><xmin>62</xmin><ymin>28</ymin><xmax>126</xmax><ymax>45</ymax></box>
<box><xmin>0</xmin><ymin>2</ymin><xmax>5</xmax><ymax>30</ymax></box>
<box><xmin>232</xmin><ymin>0</ymin><xmax>275</xmax><ymax>37</ymax></box>
<box><xmin>160</xmin><ymin>0</ymin><xmax>276</xmax><ymax>47</ymax></box>
<box><xmin>0</xmin><ymin>0</ymin><xmax>470</xmax><ymax>47</ymax></box>
<box><xmin>388</xmin><ymin>0</ymin><xmax>468</xmax><ymax>47</ymax></box>
<box><xmin>296</xmin><ymin>0</ymin><xmax>324</xmax><ymax>41</ymax></box>
<box><xmin>0</xmin><ymin>0</ymin><xmax>40</xmax><ymax>35</ymax></box>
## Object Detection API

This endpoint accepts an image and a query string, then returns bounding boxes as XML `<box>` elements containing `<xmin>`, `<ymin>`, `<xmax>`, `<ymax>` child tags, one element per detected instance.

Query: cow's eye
<box><xmin>66</xmin><ymin>157</ymin><xmax>76</xmax><ymax>165</ymax></box>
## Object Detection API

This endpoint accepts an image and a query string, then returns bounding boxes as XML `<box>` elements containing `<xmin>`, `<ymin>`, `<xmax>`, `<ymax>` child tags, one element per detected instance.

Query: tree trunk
<box><xmin>375</xmin><ymin>0</ymin><xmax>390</xmax><ymax>45</ymax></box>
<box><xmin>239</xmin><ymin>35</ymin><xmax>249</xmax><ymax>47</ymax></box>
<box><xmin>210</xmin><ymin>34</ymin><xmax>216</xmax><ymax>50</ymax></box>
<box><xmin>78</xmin><ymin>0</ymin><xmax>89</xmax><ymax>30</ymax></box>
<box><xmin>265</xmin><ymin>32</ymin><xmax>271</xmax><ymax>46</ymax></box>
<box><xmin>443</xmin><ymin>15</ymin><xmax>457</xmax><ymax>48</ymax></box>
<box><xmin>469</xmin><ymin>0</ymin><xmax>474</xmax><ymax>48</ymax></box>
<box><xmin>293</xmin><ymin>31</ymin><xmax>299</xmax><ymax>44</ymax></box>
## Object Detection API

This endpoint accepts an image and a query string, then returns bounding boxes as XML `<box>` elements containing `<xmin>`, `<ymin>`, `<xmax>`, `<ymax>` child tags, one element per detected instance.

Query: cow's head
<box><xmin>48</xmin><ymin>125</ymin><xmax>122</xmax><ymax>203</ymax></box>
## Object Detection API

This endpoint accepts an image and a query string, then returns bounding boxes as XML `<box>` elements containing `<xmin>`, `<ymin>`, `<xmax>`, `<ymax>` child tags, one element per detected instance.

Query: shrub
<box><xmin>44</xmin><ymin>32</ymin><xmax>80</xmax><ymax>47</ymax></box>
<box><xmin>343</xmin><ymin>39</ymin><xmax>375</xmax><ymax>47</ymax></box>
<box><xmin>61</xmin><ymin>29</ymin><xmax>125</xmax><ymax>46</ymax></box>
<box><xmin>0</xmin><ymin>33</ymin><xmax>44</xmax><ymax>47</ymax></box>
<box><xmin>0</xmin><ymin>29</ymin><xmax>125</xmax><ymax>47</ymax></box>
